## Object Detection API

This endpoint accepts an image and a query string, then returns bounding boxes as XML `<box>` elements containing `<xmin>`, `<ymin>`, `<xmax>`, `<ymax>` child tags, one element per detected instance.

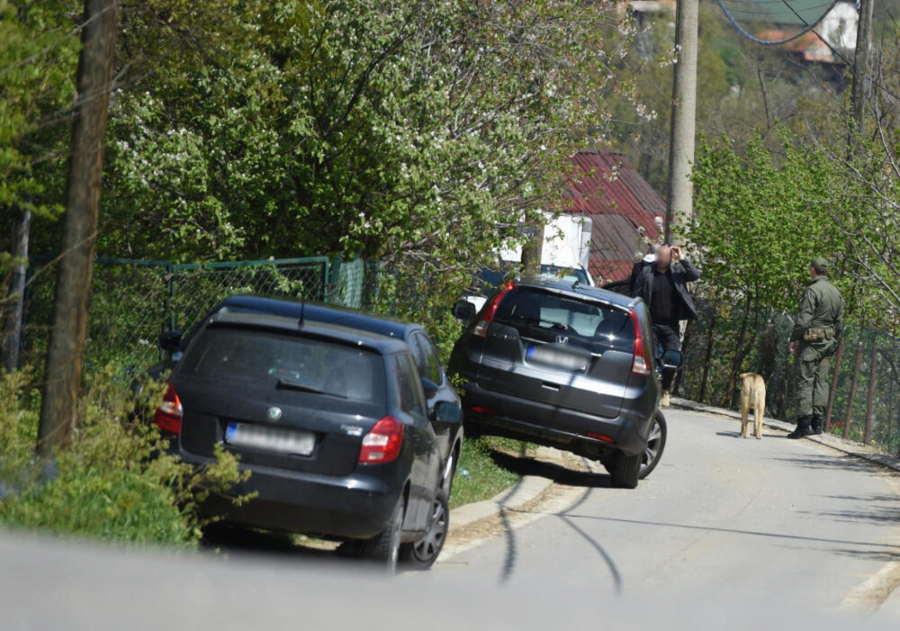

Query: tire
<box><xmin>361</xmin><ymin>496</ymin><xmax>405</xmax><ymax>575</ymax></box>
<box><xmin>609</xmin><ymin>452</ymin><xmax>641</xmax><ymax>489</ymax></box>
<box><xmin>639</xmin><ymin>411</ymin><xmax>667</xmax><ymax>480</ymax></box>
<box><xmin>399</xmin><ymin>493</ymin><xmax>449</xmax><ymax>570</ymax></box>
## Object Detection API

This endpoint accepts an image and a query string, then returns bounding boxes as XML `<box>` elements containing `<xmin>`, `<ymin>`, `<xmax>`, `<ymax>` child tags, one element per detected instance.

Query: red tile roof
<box><xmin>560</xmin><ymin>150</ymin><xmax>665</xmax><ymax>283</ymax></box>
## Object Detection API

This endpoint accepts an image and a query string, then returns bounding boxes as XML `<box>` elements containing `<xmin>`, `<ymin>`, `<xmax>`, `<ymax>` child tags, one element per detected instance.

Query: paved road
<box><xmin>2</xmin><ymin>408</ymin><xmax>899</xmax><ymax>629</ymax></box>
<box><xmin>431</xmin><ymin>408</ymin><xmax>900</xmax><ymax>610</ymax></box>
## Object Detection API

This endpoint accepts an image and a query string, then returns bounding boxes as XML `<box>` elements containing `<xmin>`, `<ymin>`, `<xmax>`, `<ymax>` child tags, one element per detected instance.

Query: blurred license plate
<box><xmin>225</xmin><ymin>422</ymin><xmax>315</xmax><ymax>456</ymax></box>
<box><xmin>527</xmin><ymin>344</ymin><xmax>589</xmax><ymax>372</ymax></box>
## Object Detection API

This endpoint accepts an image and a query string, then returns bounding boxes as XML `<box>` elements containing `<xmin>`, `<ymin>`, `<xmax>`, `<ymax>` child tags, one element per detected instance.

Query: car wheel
<box><xmin>609</xmin><ymin>452</ymin><xmax>641</xmax><ymax>489</ymax></box>
<box><xmin>400</xmin><ymin>493</ymin><xmax>449</xmax><ymax>570</ymax></box>
<box><xmin>639</xmin><ymin>411</ymin><xmax>667</xmax><ymax>480</ymax></box>
<box><xmin>361</xmin><ymin>496</ymin><xmax>405</xmax><ymax>575</ymax></box>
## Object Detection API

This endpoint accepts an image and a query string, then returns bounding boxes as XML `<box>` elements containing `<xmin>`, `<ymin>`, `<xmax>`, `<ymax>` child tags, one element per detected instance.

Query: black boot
<box><xmin>787</xmin><ymin>416</ymin><xmax>813</xmax><ymax>439</ymax></box>
<box><xmin>810</xmin><ymin>416</ymin><xmax>824</xmax><ymax>435</ymax></box>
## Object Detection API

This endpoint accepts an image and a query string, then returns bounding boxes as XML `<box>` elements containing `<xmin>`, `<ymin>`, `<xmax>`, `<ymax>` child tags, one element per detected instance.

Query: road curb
<box><xmin>670</xmin><ymin>397</ymin><xmax>900</xmax><ymax>474</ymax></box>
<box><xmin>449</xmin><ymin>446</ymin><xmax>559</xmax><ymax>531</ymax></box>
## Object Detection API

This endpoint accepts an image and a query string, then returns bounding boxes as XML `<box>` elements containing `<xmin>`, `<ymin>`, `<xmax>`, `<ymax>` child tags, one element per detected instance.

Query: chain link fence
<box><xmin>20</xmin><ymin>256</ymin><xmax>343</xmax><ymax>374</ymax></box>
<box><xmin>678</xmin><ymin>297</ymin><xmax>900</xmax><ymax>457</ymax></box>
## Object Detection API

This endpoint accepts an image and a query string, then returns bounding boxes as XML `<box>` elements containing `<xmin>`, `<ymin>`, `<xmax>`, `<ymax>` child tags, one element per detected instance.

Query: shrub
<box><xmin>0</xmin><ymin>367</ymin><xmax>250</xmax><ymax>546</ymax></box>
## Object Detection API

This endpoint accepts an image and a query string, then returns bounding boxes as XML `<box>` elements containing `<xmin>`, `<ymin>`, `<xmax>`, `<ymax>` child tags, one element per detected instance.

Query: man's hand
<box><xmin>671</xmin><ymin>246</ymin><xmax>683</xmax><ymax>260</ymax></box>
<box><xmin>789</xmin><ymin>341</ymin><xmax>797</xmax><ymax>354</ymax></box>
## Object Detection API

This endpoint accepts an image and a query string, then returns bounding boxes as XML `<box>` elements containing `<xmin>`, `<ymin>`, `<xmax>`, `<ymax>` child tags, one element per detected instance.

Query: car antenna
<box><xmin>572</xmin><ymin>279</ymin><xmax>580</xmax><ymax>291</ymax></box>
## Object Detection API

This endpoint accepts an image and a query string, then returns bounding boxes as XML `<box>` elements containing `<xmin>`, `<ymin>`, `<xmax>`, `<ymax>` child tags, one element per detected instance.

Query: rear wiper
<box><xmin>275</xmin><ymin>378</ymin><xmax>347</xmax><ymax>399</ymax></box>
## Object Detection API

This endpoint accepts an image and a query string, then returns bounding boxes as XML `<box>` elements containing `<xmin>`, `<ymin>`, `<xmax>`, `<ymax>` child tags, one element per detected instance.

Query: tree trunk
<box><xmin>697</xmin><ymin>309</ymin><xmax>716</xmax><ymax>403</ymax></box>
<box><xmin>722</xmin><ymin>294</ymin><xmax>752</xmax><ymax>408</ymax></box>
<box><xmin>520</xmin><ymin>220</ymin><xmax>544</xmax><ymax>277</ymax></box>
<box><xmin>37</xmin><ymin>0</ymin><xmax>119</xmax><ymax>456</ymax></box>
<box><xmin>3</xmin><ymin>207</ymin><xmax>31</xmax><ymax>372</ymax></box>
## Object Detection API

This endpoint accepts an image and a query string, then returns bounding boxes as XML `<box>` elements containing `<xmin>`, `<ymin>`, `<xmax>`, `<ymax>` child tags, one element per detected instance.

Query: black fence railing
<box><xmin>678</xmin><ymin>297</ymin><xmax>900</xmax><ymax>456</ymax></box>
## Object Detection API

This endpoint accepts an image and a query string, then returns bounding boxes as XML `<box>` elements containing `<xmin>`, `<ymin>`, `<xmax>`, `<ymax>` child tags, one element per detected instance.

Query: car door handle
<box><xmin>542</xmin><ymin>382</ymin><xmax>560</xmax><ymax>392</ymax></box>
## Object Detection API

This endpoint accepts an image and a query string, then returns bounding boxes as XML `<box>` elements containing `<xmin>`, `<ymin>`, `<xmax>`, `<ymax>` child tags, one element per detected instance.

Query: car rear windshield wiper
<box><xmin>276</xmin><ymin>378</ymin><xmax>347</xmax><ymax>399</ymax></box>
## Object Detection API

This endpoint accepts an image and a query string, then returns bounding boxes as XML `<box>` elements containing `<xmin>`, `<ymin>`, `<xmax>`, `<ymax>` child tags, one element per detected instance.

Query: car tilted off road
<box><xmin>450</xmin><ymin>278</ymin><xmax>667</xmax><ymax>489</ymax></box>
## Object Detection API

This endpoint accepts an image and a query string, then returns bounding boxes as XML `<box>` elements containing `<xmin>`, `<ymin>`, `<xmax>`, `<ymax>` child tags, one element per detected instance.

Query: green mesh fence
<box><xmin>23</xmin><ymin>256</ymin><xmax>336</xmax><ymax>374</ymax></box>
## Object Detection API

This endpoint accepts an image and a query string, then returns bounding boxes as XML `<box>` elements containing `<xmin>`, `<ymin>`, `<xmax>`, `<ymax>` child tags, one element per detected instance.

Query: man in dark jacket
<box><xmin>630</xmin><ymin>245</ymin><xmax>701</xmax><ymax>405</ymax></box>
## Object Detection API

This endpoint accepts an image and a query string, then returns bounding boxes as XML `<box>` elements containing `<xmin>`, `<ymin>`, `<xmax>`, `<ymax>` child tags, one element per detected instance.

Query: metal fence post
<box><xmin>825</xmin><ymin>338</ymin><xmax>844</xmax><ymax>432</ymax></box>
<box><xmin>843</xmin><ymin>341</ymin><xmax>864</xmax><ymax>440</ymax></box>
<box><xmin>165</xmin><ymin>262</ymin><xmax>175</xmax><ymax>332</ymax></box>
<box><xmin>864</xmin><ymin>339</ymin><xmax>878</xmax><ymax>445</ymax></box>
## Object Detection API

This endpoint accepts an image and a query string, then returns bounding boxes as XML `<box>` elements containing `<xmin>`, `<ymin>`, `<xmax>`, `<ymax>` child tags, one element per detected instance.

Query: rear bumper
<box><xmin>177</xmin><ymin>450</ymin><xmax>404</xmax><ymax>539</ymax></box>
<box><xmin>461</xmin><ymin>381</ymin><xmax>653</xmax><ymax>456</ymax></box>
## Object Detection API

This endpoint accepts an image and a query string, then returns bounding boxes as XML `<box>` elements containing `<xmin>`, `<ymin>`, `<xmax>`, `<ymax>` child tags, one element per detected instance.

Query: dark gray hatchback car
<box><xmin>449</xmin><ymin>278</ymin><xmax>661</xmax><ymax>488</ymax></box>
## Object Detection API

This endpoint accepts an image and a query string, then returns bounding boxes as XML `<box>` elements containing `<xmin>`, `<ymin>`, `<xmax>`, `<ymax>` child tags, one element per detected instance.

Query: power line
<box><xmin>714</xmin><ymin>0</ymin><xmax>842</xmax><ymax>45</ymax></box>
<box><xmin>720</xmin><ymin>1</ymin><xmax>836</xmax><ymax>17</ymax></box>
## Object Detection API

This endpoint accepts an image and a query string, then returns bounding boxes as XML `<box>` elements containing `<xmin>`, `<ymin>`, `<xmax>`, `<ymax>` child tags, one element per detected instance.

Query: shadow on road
<box><xmin>803</xmin><ymin>493</ymin><xmax>900</xmax><ymax>528</ymax></box>
<box><xmin>773</xmin><ymin>454</ymin><xmax>885</xmax><ymax>474</ymax></box>
<box><xmin>200</xmin><ymin>524</ymin><xmax>351</xmax><ymax>565</ymax></box>
<box><xmin>489</xmin><ymin>450</ymin><xmax>611</xmax><ymax>488</ymax></box>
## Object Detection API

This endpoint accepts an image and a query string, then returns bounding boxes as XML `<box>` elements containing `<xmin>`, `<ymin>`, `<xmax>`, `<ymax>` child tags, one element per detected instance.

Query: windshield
<box><xmin>493</xmin><ymin>287</ymin><xmax>633</xmax><ymax>353</ymax></box>
<box><xmin>180</xmin><ymin>326</ymin><xmax>386</xmax><ymax>404</ymax></box>
<box><xmin>538</xmin><ymin>264</ymin><xmax>589</xmax><ymax>285</ymax></box>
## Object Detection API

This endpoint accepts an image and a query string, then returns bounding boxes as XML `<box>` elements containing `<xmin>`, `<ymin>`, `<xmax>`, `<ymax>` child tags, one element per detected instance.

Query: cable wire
<box><xmin>714</xmin><ymin>0</ymin><xmax>843</xmax><ymax>45</ymax></box>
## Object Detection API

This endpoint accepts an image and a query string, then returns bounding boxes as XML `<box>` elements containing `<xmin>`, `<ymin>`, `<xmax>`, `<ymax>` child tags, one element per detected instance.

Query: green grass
<box><xmin>449</xmin><ymin>436</ymin><xmax>534</xmax><ymax>509</ymax></box>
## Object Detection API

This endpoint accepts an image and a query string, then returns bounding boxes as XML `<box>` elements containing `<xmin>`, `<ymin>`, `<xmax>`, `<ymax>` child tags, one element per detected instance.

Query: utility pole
<box><xmin>664</xmin><ymin>0</ymin><xmax>699</xmax><ymax>244</ymax></box>
<box><xmin>850</xmin><ymin>0</ymin><xmax>875</xmax><ymax>133</ymax></box>
<box><xmin>37</xmin><ymin>0</ymin><xmax>118</xmax><ymax>455</ymax></box>
<box><xmin>3</xmin><ymin>207</ymin><xmax>32</xmax><ymax>372</ymax></box>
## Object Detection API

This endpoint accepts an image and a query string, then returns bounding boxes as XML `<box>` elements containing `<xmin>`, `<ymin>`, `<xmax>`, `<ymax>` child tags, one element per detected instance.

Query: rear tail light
<box><xmin>153</xmin><ymin>382</ymin><xmax>183</xmax><ymax>434</ymax></box>
<box><xmin>473</xmin><ymin>281</ymin><xmax>515</xmax><ymax>338</ymax></box>
<box><xmin>358</xmin><ymin>416</ymin><xmax>404</xmax><ymax>464</ymax></box>
<box><xmin>629</xmin><ymin>308</ymin><xmax>652</xmax><ymax>376</ymax></box>
<box><xmin>586</xmin><ymin>431</ymin><xmax>615</xmax><ymax>443</ymax></box>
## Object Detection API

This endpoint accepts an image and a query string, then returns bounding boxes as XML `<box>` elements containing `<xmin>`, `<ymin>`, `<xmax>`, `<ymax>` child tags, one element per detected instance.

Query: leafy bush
<box><xmin>0</xmin><ymin>368</ymin><xmax>250</xmax><ymax>546</ymax></box>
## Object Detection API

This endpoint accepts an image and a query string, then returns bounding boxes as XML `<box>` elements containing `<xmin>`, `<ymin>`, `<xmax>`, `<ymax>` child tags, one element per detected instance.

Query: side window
<box><xmin>420</xmin><ymin>334</ymin><xmax>443</xmax><ymax>385</ymax></box>
<box><xmin>407</xmin><ymin>333</ymin><xmax>429</xmax><ymax>380</ymax></box>
<box><xmin>394</xmin><ymin>353</ymin><xmax>427</xmax><ymax>417</ymax></box>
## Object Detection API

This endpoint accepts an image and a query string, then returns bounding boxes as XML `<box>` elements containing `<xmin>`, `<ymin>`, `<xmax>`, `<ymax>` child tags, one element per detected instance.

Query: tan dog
<box><xmin>739</xmin><ymin>372</ymin><xmax>766</xmax><ymax>439</ymax></box>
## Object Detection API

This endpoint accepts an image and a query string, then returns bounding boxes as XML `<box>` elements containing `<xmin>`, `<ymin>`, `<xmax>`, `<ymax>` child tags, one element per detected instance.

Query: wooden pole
<box><xmin>37</xmin><ymin>0</ymin><xmax>119</xmax><ymax>455</ymax></box>
<box><xmin>664</xmin><ymin>0</ymin><xmax>699</xmax><ymax>242</ymax></box>
<box><xmin>824</xmin><ymin>338</ymin><xmax>844</xmax><ymax>431</ymax></box>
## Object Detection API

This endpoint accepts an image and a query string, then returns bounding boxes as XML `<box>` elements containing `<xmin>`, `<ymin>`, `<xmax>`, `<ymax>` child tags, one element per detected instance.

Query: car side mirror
<box><xmin>421</xmin><ymin>377</ymin><xmax>440</xmax><ymax>399</ymax></box>
<box><xmin>158</xmin><ymin>330</ymin><xmax>183</xmax><ymax>353</ymax></box>
<box><xmin>660</xmin><ymin>349</ymin><xmax>684</xmax><ymax>370</ymax></box>
<box><xmin>452</xmin><ymin>299</ymin><xmax>476</xmax><ymax>323</ymax></box>
<box><xmin>434</xmin><ymin>400</ymin><xmax>462</xmax><ymax>424</ymax></box>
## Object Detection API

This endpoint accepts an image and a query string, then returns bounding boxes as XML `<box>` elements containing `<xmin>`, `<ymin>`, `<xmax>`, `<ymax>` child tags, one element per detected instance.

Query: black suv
<box><xmin>449</xmin><ymin>278</ymin><xmax>661</xmax><ymax>488</ymax></box>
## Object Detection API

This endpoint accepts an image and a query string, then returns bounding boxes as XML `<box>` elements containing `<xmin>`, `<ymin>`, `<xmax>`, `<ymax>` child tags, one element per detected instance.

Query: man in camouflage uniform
<box><xmin>787</xmin><ymin>257</ymin><xmax>844</xmax><ymax>439</ymax></box>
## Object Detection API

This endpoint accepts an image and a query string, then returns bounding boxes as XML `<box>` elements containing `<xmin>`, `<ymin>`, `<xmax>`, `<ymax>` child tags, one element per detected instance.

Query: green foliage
<box><xmin>687</xmin><ymin>130</ymin><xmax>845</xmax><ymax>311</ymax></box>
<box><xmin>0</xmin><ymin>368</ymin><xmax>251</xmax><ymax>545</ymax></box>
<box><xmin>102</xmin><ymin>0</ymin><xmax>629</xmax><ymax>270</ymax></box>
<box><xmin>0</xmin><ymin>1</ymin><xmax>79</xmax><ymax>219</ymax></box>
<box><xmin>449</xmin><ymin>436</ymin><xmax>531</xmax><ymax>509</ymax></box>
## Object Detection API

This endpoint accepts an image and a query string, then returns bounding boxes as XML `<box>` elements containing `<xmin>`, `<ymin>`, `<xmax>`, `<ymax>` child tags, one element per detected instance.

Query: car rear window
<box><xmin>180</xmin><ymin>326</ymin><xmax>386</xmax><ymax>404</ymax></box>
<box><xmin>493</xmin><ymin>287</ymin><xmax>634</xmax><ymax>353</ymax></box>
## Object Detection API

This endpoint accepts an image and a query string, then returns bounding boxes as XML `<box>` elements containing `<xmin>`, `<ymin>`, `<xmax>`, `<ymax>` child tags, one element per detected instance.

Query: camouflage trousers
<box><xmin>795</xmin><ymin>341</ymin><xmax>835</xmax><ymax>419</ymax></box>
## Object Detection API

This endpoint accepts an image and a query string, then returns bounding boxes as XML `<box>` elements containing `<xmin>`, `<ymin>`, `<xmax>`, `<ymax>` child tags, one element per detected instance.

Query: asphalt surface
<box><xmin>429</xmin><ymin>408</ymin><xmax>900</xmax><ymax>609</ymax></box>
<box><xmin>2</xmin><ymin>407</ymin><xmax>899</xmax><ymax>629</ymax></box>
